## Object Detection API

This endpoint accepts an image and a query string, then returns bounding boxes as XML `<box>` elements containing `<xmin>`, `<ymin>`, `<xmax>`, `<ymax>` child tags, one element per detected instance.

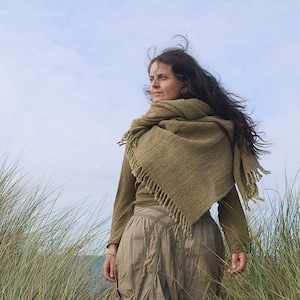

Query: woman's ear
<box><xmin>181</xmin><ymin>84</ymin><xmax>188</xmax><ymax>97</ymax></box>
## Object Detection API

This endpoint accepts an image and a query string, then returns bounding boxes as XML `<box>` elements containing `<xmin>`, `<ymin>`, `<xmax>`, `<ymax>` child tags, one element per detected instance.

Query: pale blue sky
<box><xmin>1</xmin><ymin>1</ymin><xmax>299</xmax><ymax>231</ymax></box>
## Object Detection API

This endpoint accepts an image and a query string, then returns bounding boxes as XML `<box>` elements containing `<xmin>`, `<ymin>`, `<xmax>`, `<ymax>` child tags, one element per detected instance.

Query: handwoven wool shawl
<box><xmin>119</xmin><ymin>98</ymin><xmax>269</xmax><ymax>235</ymax></box>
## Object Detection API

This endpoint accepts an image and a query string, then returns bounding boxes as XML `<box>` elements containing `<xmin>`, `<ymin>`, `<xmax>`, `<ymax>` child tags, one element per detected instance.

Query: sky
<box><xmin>0</xmin><ymin>1</ymin><xmax>299</xmax><ymax>237</ymax></box>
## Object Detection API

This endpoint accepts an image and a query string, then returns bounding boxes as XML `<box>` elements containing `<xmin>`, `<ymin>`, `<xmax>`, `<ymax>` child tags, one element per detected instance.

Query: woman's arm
<box><xmin>103</xmin><ymin>155</ymin><xmax>136</xmax><ymax>281</ymax></box>
<box><xmin>218</xmin><ymin>186</ymin><xmax>250</xmax><ymax>274</ymax></box>
<box><xmin>106</xmin><ymin>155</ymin><xmax>136</xmax><ymax>246</ymax></box>
<box><xmin>103</xmin><ymin>243</ymin><xmax>118</xmax><ymax>282</ymax></box>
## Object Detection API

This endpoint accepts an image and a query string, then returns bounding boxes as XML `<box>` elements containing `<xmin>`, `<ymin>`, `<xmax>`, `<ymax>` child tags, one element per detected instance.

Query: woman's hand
<box><xmin>102</xmin><ymin>244</ymin><xmax>118</xmax><ymax>282</ymax></box>
<box><xmin>227</xmin><ymin>251</ymin><xmax>247</xmax><ymax>274</ymax></box>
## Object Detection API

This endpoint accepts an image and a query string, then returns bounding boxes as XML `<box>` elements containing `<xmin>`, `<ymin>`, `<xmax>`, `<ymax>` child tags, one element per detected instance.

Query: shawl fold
<box><xmin>119</xmin><ymin>98</ymin><xmax>269</xmax><ymax>235</ymax></box>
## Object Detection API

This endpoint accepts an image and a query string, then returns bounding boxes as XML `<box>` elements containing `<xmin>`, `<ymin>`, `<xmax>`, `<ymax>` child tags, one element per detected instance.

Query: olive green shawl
<box><xmin>119</xmin><ymin>98</ymin><xmax>269</xmax><ymax>234</ymax></box>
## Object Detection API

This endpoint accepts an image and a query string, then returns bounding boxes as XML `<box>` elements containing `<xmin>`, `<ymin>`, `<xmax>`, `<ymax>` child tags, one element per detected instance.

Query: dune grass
<box><xmin>1</xmin><ymin>155</ymin><xmax>299</xmax><ymax>299</ymax></box>
<box><xmin>219</xmin><ymin>178</ymin><xmax>300</xmax><ymax>300</ymax></box>
<box><xmin>0</xmin><ymin>157</ymin><xmax>109</xmax><ymax>299</ymax></box>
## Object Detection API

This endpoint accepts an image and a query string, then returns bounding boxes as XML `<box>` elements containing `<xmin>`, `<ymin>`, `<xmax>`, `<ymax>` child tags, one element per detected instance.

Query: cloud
<box><xmin>0</xmin><ymin>0</ymin><xmax>299</xmax><ymax>231</ymax></box>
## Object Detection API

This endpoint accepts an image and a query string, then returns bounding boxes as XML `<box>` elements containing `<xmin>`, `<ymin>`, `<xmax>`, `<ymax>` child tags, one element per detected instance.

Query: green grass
<box><xmin>0</xmin><ymin>156</ymin><xmax>109</xmax><ymax>299</ymax></box>
<box><xmin>0</xmin><ymin>155</ymin><xmax>299</xmax><ymax>299</ymax></box>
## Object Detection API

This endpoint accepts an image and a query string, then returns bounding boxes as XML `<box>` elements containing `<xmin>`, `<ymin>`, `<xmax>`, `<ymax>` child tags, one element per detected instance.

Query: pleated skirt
<box><xmin>106</xmin><ymin>205</ymin><xmax>225</xmax><ymax>300</ymax></box>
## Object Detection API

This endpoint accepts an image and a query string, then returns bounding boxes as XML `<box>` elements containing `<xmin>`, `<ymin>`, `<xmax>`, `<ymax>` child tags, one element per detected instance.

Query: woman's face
<box><xmin>149</xmin><ymin>61</ymin><xmax>183</xmax><ymax>103</ymax></box>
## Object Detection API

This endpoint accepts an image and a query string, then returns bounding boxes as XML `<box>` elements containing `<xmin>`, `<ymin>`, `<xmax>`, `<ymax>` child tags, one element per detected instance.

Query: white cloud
<box><xmin>0</xmin><ymin>0</ymin><xmax>299</xmax><ymax>232</ymax></box>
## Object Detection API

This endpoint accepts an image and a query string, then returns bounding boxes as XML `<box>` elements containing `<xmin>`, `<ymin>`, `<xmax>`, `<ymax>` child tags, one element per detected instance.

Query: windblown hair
<box><xmin>145</xmin><ymin>39</ymin><xmax>268</xmax><ymax>158</ymax></box>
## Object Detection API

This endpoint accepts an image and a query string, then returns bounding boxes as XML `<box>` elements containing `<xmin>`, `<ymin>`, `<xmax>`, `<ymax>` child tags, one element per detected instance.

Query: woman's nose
<box><xmin>151</xmin><ymin>78</ymin><xmax>159</xmax><ymax>87</ymax></box>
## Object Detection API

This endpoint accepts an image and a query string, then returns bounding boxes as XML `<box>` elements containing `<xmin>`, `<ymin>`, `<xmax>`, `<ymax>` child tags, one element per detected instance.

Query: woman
<box><xmin>103</xmin><ymin>40</ymin><xmax>269</xmax><ymax>299</ymax></box>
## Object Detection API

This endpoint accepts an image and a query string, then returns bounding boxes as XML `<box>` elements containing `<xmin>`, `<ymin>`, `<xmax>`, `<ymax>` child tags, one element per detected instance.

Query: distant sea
<box><xmin>90</xmin><ymin>255</ymin><xmax>113</xmax><ymax>292</ymax></box>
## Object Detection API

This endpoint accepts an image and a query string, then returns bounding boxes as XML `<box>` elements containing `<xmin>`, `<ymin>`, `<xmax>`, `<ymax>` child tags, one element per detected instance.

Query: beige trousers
<box><xmin>106</xmin><ymin>206</ymin><xmax>224</xmax><ymax>300</ymax></box>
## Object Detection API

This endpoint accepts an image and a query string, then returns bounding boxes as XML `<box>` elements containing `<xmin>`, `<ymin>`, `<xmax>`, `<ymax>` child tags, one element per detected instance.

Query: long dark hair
<box><xmin>145</xmin><ymin>39</ymin><xmax>268</xmax><ymax>158</ymax></box>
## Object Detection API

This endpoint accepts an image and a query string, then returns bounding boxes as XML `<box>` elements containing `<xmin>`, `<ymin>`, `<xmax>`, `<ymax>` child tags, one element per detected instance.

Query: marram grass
<box><xmin>1</xmin><ymin>155</ymin><xmax>299</xmax><ymax>299</ymax></box>
<box><xmin>0</xmin><ymin>157</ymin><xmax>109</xmax><ymax>300</ymax></box>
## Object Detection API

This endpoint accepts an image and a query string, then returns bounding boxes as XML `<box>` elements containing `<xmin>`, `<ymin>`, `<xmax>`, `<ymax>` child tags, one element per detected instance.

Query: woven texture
<box><xmin>119</xmin><ymin>98</ymin><xmax>269</xmax><ymax>234</ymax></box>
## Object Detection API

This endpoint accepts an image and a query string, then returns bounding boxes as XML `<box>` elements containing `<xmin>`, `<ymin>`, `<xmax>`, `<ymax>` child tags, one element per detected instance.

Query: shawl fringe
<box><xmin>125</xmin><ymin>142</ymin><xmax>193</xmax><ymax>235</ymax></box>
<box><xmin>118</xmin><ymin>131</ymin><xmax>137</xmax><ymax>147</ymax></box>
<box><xmin>242</xmin><ymin>166</ymin><xmax>270</xmax><ymax>209</ymax></box>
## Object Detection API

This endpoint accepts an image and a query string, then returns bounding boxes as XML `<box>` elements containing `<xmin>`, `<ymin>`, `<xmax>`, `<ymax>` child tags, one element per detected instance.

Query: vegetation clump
<box><xmin>0</xmin><ymin>156</ymin><xmax>299</xmax><ymax>299</ymax></box>
<box><xmin>0</xmin><ymin>157</ymin><xmax>108</xmax><ymax>299</ymax></box>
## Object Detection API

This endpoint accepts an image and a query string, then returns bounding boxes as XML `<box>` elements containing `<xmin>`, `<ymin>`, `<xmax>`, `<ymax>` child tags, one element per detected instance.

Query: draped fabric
<box><xmin>119</xmin><ymin>98</ymin><xmax>269</xmax><ymax>235</ymax></box>
<box><xmin>106</xmin><ymin>206</ymin><xmax>225</xmax><ymax>300</ymax></box>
